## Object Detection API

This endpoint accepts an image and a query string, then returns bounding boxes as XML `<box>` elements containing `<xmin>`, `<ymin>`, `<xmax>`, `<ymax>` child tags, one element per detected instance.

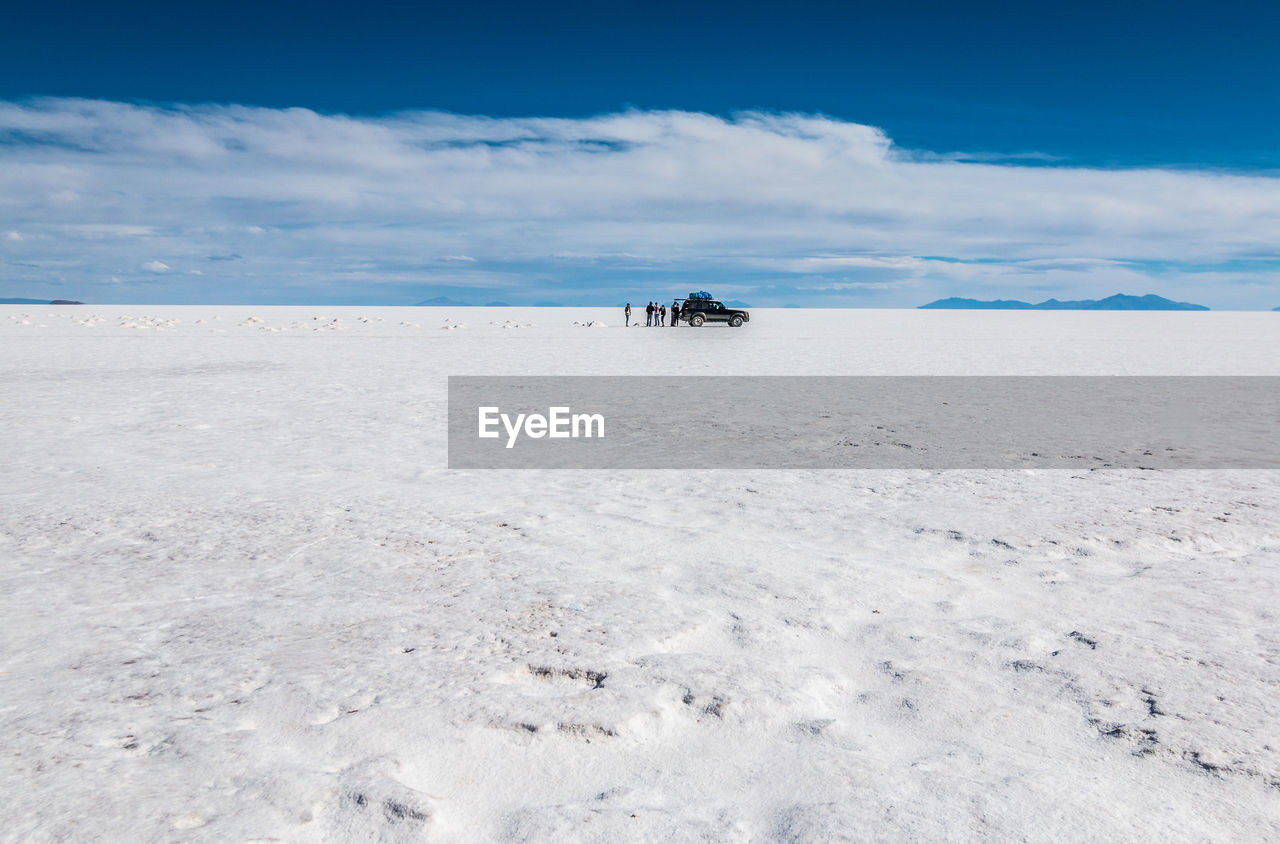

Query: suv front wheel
<box><xmin>689</xmin><ymin>313</ymin><xmax>705</xmax><ymax>326</ymax></box>
<box><xmin>729</xmin><ymin>315</ymin><xmax>743</xmax><ymax>327</ymax></box>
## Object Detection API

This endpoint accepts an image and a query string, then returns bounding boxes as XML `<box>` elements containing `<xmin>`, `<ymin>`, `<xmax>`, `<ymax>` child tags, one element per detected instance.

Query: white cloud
<box><xmin>4</xmin><ymin>230</ymin><xmax>21</xmax><ymax>241</ymax></box>
<box><xmin>0</xmin><ymin>98</ymin><xmax>1278</xmax><ymax>305</ymax></box>
<box><xmin>141</xmin><ymin>261</ymin><xmax>170</xmax><ymax>273</ymax></box>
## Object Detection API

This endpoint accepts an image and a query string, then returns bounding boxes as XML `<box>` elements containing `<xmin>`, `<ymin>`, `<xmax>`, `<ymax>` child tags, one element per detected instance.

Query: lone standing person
<box><xmin>624</xmin><ymin>303</ymin><xmax>631</xmax><ymax>326</ymax></box>
<box><xmin>671</xmin><ymin>299</ymin><xmax>680</xmax><ymax>326</ymax></box>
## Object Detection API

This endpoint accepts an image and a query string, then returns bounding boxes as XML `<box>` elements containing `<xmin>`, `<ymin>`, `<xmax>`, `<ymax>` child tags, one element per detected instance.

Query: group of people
<box><xmin>624</xmin><ymin>300</ymin><xmax>682</xmax><ymax>327</ymax></box>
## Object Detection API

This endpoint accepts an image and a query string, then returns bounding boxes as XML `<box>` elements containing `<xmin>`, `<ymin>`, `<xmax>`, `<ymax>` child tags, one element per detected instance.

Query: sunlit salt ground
<box><xmin>2</xmin><ymin>306</ymin><xmax>1279</xmax><ymax>841</ymax></box>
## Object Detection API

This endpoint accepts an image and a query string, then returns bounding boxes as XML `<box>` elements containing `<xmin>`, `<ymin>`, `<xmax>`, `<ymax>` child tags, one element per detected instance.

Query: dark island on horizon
<box><xmin>920</xmin><ymin>293</ymin><xmax>1209</xmax><ymax>311</ymax></box>
<box><xmin>0</xmin><ymin>297</ymin><xmax>84</xmax><ymax>305</ymax></box>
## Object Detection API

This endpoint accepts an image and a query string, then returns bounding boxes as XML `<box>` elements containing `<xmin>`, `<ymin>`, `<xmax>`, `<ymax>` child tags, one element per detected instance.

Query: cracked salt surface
<box><xmin>1</xmin><ymin>306</ymin><xmax>1278</xmax><ymax>840</ymax></box>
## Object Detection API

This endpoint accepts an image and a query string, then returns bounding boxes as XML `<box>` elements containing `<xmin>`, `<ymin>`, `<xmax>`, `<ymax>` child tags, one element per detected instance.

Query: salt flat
<box><xmin>2</xmin><ymin>306</ymin><xmax>1278</xmax><ymax>842</ymax></box>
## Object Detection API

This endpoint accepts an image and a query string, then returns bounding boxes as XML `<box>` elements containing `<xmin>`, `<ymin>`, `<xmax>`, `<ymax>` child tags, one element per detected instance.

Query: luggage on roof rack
<box><xmin>688</xmin><ymin>291</ymin><xmax>713</xmax><ymax>300</ymax></box>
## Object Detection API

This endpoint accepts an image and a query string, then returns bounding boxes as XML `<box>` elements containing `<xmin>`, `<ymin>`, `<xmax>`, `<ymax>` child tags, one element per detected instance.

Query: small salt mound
<box><xmin>120</xmin><ymin>314</ymin><xmax>168</xmax><ymax>330</ymax></box>
<box><xmin>117</xmin><ymin>315</ymin><xmax>179</xmax><ymax>330</ymax></box>
<box><xmin>573</xmin><ymin>321</ymin><xmax>608</xmax><ymax>328</ymax></box>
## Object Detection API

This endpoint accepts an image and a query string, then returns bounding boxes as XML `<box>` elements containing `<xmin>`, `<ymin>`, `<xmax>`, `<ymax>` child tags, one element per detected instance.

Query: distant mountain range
<box><xmin>0</xmin><ymin>297</ymin><xmax>84</xmax><ymax>305</ymax></box>
<box><xmin>920</xmin><ymin>293</ymin><xmax>1209</xmax><ymax>311</ymax></box>
<box><xmin>413</xmin><ymin>298</ymin><xmax>543</xmax><ymax>307</ymax></box>
<box><xmin>412</xmin><ymin>296</ymin><xmax>473</xmax><ymax>306</ymax></box>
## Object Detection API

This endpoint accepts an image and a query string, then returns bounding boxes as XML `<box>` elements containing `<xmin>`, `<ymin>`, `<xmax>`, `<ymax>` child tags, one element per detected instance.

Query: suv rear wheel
<box><xmin>690</xmin><ymin>313</ymin><xmax>705</xmax><ymax>326</ymax></box>
<box><xmin>729</xmin><ymin>315</ymin><xmax>743</xmax><ymax>327</ymax></box>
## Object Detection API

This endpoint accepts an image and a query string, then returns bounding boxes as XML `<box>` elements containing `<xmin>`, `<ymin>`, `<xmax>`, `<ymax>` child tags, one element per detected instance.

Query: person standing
<box><xmin>671</xmin><ymin>299</ymin><xmax>680</xmax><ymax>326</ymax></box>
<box><xmin>646</xmin><ymin>302</ymin><xmax>654</xmax><ymax>326</ymax></box>
<box><xmin>624</xmin><ymin>303</ymin><xmax>631</xmax><ymax>326</ymax></box>
<box><xmin>659</xmin><ymin>304</ymin><xmax>666</xmax><ymax>326</ymax></box>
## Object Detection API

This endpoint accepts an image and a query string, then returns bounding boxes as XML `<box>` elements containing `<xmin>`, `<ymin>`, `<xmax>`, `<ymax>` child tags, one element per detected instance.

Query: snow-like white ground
<box><xmin>2</xmin><ymin>306</ymin><xmax>1279</xmax><ymax>842</ymax></box>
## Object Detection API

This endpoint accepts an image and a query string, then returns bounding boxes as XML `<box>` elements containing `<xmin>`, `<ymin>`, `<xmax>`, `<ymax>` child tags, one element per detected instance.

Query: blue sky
<box><xmin>2</xmin><ymin>0</ymin><xmax>1279</xmax><ymax>307</ymax></box>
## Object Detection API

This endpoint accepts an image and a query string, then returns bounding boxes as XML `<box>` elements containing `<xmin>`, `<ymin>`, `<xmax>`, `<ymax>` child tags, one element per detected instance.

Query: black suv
<box><xmin>680</xmin><ymin>299</ymin><xmax>750</xmax><ymax>327</ymax></box>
